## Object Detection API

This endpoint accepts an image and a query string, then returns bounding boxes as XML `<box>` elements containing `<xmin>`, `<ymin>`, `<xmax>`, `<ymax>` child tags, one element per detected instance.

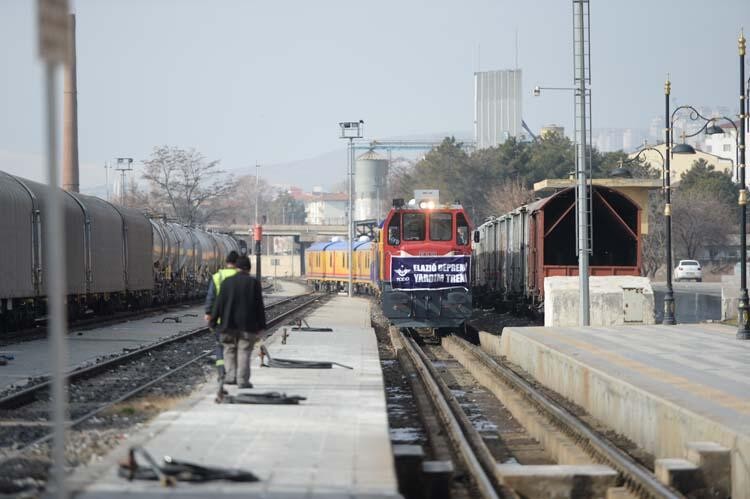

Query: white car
<box><xmin>674</xmin><ymin>260</ymin><xmax>702</xmax><ymax>282</ymax></box>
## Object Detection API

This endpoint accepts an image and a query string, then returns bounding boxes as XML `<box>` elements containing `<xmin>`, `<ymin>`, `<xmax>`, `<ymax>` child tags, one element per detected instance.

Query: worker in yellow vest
<box><xmin>204</xmin><ymin>251</ymin><xmax>239</xmax><ymax>382</ymax></box>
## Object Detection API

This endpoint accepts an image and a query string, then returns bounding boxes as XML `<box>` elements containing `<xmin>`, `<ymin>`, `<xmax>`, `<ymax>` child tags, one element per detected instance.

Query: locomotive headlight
<box><xmin>426</xmin><ymin>201</ymin><xmax>435</xmax><ymax>210</ymax></box>
<box><xmin>419</xmin><ymin>201</ymin><xmax>428</xmax><ymax>209</ymax></box>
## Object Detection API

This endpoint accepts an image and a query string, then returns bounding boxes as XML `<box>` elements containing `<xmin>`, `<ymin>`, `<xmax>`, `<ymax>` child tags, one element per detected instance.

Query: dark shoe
<box><xmin>238</xmin><ymin>382</ymin><xmax>253</xmax><ymax>389</ymax></box>
<box><xmin>224</xmin><ymin>379</ymin><xmax>237</xmax><ymax>385</ymax></box>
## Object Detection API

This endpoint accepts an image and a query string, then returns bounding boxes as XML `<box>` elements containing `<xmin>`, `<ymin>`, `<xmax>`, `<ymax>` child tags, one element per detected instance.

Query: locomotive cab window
<box><xmin>429</xmin><ymin>212</ymin><xmax>452</xmax><ymax>241</ymax></box>
<box><xmin>456</xmin><ymin>213</ymin><xmax>470</xmax><ymax>245</ymax></box>
<box><xmin>403</xmin><ymin>213</ymin><xmax>425</xmax><ymax>241</ymax></box>
<box><xmin>387</xmin><ymin>214</ymin><xmax>401</xmax><ymax>246</ymax></box>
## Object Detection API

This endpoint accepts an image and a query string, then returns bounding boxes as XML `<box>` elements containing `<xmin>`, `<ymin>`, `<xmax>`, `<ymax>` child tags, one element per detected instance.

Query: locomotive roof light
<box><xmin>413</xmin><ymin>189</ymin><xmax>439</xmax><ymax>208</ymax></box>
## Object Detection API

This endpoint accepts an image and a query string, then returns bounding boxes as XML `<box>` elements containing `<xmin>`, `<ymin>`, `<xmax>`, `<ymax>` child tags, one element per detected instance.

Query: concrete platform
<box><xmin>71</xmin><ymin>296</ymin><xmax>400</xmax><ymax>498</ymax></box>
<box><xmin>0</xmin><ymin>287</ymin><xmax>305</xmax><ymax>393</ymax></box>
<box><xmin>479</xmin><ymin>323</ymin><xmax>750</xmax><ymax>499</ymax></box>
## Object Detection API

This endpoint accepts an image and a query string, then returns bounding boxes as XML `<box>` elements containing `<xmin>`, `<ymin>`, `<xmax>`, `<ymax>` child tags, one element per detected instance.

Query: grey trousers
<box><xmin>221</xmin><ymin>331</ymin><xmax>258</xmax><ymax>384</ymax></box>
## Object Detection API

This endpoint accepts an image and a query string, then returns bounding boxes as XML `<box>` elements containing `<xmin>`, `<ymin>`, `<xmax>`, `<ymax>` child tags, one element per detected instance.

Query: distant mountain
<box><xmin>227</xmin><ymin>131</ymin><xmax>472</xmax><ymax>191</ymax></box>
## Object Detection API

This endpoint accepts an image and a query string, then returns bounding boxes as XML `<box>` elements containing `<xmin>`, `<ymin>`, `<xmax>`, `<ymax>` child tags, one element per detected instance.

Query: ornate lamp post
<box><xmin>620</xmin><ymin>142</ymin><xmax>675</xmax><ymax>324</ymax></box>
<box><xmin>739</xmin><ymin>32</ymin><xmax>749</xmax><ymax>339</ymax></box>
<box><xmin>663</xmin><ymin>78</ymin><xmax>677</xmax><ymax>324</ymax></box>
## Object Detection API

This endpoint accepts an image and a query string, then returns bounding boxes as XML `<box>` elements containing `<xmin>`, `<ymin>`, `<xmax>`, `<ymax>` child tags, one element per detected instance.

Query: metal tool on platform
<box><xmin>119</xmin><ymin>446</ymin><xmax>259</xmax><ymax>485</ymax></box>
<box><xmin>290</xmin><ymin>318</ymin><xmax>333</xmax><ymax>332</ymax></box>
<box><xmin>259</xmin><ymin>344</ymin><xmax>353</xmax><ymax>369</ymax></box>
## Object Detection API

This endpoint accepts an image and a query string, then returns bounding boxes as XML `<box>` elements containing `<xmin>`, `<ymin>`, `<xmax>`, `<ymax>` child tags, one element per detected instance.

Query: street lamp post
<box><xmin>738</xmin><ymin>32</ymin><xmax>749</xmax><ymax>339</ymax></box>
<box><xmin>663</xmin><ymin>79</ymin><xmax>677</xmax><ymax>324</ymax></box>
<box><xmin>619</xmin><ymin>142</ymin><xmax>675</xmax><ymax>324</ymax></box>
<box><xmin>339</xmin><ymin>120</ymin><xmax>364</xmax><ymax>297</ymax></box>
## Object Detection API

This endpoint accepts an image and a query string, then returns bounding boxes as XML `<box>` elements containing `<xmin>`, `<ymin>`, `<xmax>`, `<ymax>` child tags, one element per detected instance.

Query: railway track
<box><xmin>0</xmin><ymin>292</ymin><xmax>323</xmax><ymax>465</ymax></box>
<box><xmin>394</xmin><ymin>329</ymin><xmax>682</xmax><ymax>499</ymax></box>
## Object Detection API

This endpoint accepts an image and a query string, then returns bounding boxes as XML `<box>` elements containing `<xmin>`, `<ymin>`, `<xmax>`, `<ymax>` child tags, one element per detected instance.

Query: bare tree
<box><xmin>119</xmin><ymin>176</ymin><xmax>150</xmax><ymax>209</ymax></box>
<box><xmin>486</xmin><ymin>177</ymin><xmax>535</xmax><ymax>215</ymax></box>
<box><xmin>672</xmin><ymin>189</ymin><xmax>731</xmax><ymax>261</ymax></box>
<box><xmin>142</xmin><ymin>146</ymin><xmax>235</xmax><ymax>225</ymax></box>
<box><xmin>222</xmin><ymin>174</ymin><xmax>277</xmax><ymax>226</ymax></box>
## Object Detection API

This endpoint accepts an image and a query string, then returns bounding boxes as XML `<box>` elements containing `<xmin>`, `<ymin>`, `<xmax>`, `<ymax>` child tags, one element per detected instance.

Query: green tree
<box><xmin>678</xmin><ymin>159</ymin><xmax>737</xmax><ymax>214</ymax></box>
<box><xmin>394</xmin><ymin>137</ymin><xmax>483</xmax><ymax>219</ymax></box>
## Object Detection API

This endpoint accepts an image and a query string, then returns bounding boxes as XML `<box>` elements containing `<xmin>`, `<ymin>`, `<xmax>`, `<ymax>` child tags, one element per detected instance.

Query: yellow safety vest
<box><xmin>212</xmin><ymin>267</ymin><xmax>238</xmax><ymax>368</ymax></box>
<box><xmin>213</xmin><ymin>267</ymin><xmax>238</xmax><ymax>295</ymax></box>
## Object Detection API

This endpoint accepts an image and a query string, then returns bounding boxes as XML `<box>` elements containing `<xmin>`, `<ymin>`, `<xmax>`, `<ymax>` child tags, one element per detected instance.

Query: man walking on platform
<box><xmin>204</xmin><ymin>250</ymin><xmax>239</xmax><ymax>382</ymax></box>
<box><xmin>210</xmin><ymin>255</ymin><xmax>266</xmax><ymax>388</ymax></box>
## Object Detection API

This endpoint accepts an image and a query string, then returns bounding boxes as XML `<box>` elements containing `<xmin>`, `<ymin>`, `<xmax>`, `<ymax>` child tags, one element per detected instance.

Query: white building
<box><xmin>298</xmin><ymin>189</ymin><xmax>348</xmax><ymax>225</ymax></box>
<box><xmin>703</xmin><ymin>120</ymin><xmax>750</xmax><ymax>183</ymax></box>
<box><xmin>474</xmin><ymin>69</ymin><xmax>522</xmax><ymax>148</ymax></box>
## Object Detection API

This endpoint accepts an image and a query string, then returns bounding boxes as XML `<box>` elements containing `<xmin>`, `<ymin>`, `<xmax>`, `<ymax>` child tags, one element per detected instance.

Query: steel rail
<box><xmin>0</xmin><ymin>293</ymin><xmax>315</xmax><ymax>410</ymax></box>
<box><xmin>399</xmin><ymin>330</ymin><xmax>502</xmax><ymax>499</ymax></box>
<box><xmin>0</xmin><ymin>293</ymin><xmax>324</xmax><ymax>465</ymax></box>
<box><xmin>449</xmin><ymin>335</ymin><xmax>681</xmax><ymax>499</ymax></box>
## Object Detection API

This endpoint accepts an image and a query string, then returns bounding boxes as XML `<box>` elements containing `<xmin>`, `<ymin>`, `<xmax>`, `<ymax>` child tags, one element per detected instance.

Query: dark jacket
<box><xmin>209</xmin><ymin>272</ymin><xmax>267</xmax><ymax>333</ymax></box>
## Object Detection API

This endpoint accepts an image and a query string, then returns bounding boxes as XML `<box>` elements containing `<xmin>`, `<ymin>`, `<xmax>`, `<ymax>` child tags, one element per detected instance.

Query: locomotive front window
<box><xmin>456</xmin><ymin>213</ymin><xmax>469</xmax><ymax>245</ymax></box>
<box><xmin>403</xmin><ymin>213</ymin><xmax>425</xmax><ymax>241</ymax></box>
<box><xmin>429</xmin><ymin>213</ymin><xmax>452</xmax><ymax>241</ymax></box>
<box><xmin>387</xmin><ymin>214</ymin><xmax>401</xmax><ymax>246</ymax></box>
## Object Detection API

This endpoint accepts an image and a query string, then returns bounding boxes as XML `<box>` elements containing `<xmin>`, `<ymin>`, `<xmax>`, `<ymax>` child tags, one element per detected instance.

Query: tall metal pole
<box><xmin>348</xmin><ymin>138</ymin><xmax>354</xmax><ymax>297</ymax></box>
<box><xmin>45</xmin><ymin>62</ymin><xmax>69</xmax><ymax>499</ymax></box>
<box><xmin>737</xmin><ymin>32</ymin><xmax>749</xmax><ymax>339</ymax></box>
<box><xmin>663</xmin><ymin>78</ymin><xmax>676</xmax><ymax>324</ymax></box>
<box><xmin>254</xmin><ymin>163</ymin><xmax>259</xmax><ymax>226</ymax></box>
<box><xmin>254</xmin><ymin>163</ymin><xmax>262</xmax><ymax>282</ymax></box>
<box><xmin>575</xmin><ymin>1</ymin><xmax>590</xmax><ymax>326</ymax></box>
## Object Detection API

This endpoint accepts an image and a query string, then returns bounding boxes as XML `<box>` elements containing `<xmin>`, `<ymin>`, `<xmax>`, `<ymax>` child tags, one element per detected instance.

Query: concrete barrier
<box><xmin>544</xmin><ymin>276</ymin><xmax>655</xmax><ymax>327</ymax></box>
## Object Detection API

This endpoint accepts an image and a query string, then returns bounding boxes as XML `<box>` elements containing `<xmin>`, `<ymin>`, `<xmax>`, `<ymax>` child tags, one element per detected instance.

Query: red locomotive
<box><xmin>376</xmin><ymin>190</ymin><xmax>474</xmax><ymax>328</ymax></box>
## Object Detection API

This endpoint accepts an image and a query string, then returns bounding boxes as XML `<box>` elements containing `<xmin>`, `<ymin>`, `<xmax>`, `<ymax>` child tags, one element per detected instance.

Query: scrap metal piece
<box><xmin>154</xmin><ymin>316</ymin><xmax>181</xmax><ymax>323</ymax></box>
<box><xmin>259</xmin><ymin>345</ymin><xmax>353</xmax><ymax>370</ymax></box>
<box><xmin>219</xmin><ymin>391</ymin><xmax>307</xmax><ymax>405</ymax></box>
<box><xmin>118</xmin><ymin>446</ymin><xmax>259</xmax><ymax>483</ymax></box>
<box><xmin>290</xmin><ymin>318</ymin><xmax>333</xmax><ymax>332</ymax></box>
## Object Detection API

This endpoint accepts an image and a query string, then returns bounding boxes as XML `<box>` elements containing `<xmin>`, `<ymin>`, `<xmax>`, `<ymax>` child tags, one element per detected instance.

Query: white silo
<box><xmin>354</xmin><ymin>150</ymin><xmax>388</xmax><ymax>221</ymax></box>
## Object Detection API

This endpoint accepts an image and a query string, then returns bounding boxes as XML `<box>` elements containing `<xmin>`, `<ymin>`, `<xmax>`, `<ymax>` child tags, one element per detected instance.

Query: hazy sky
<box><xmin>1</xmin><ymin>0</ymin><xmax>748</xmax><ymax>189</ymax></box>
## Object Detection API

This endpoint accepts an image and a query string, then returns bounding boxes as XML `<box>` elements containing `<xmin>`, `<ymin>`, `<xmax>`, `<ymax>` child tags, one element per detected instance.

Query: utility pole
<box><xmin>574</xmin><ymin>0</ymin><xmax>591</xmax><ymax>326</ymax></box>
<box><xmin>254</xmin><ymin>163</ymin><xmax>262</xmax><ymax>283</ymax></box>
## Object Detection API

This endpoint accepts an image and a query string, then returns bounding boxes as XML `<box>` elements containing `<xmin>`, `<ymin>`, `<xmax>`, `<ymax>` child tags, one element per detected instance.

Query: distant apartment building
<box><xmin>703</xmin><ymin>120</ymin><xmax>750</xmax><ymax>183</ymax></box>
<box><xmin>630</xmin><ymin>143</ymin><xmax>733</xmax><ymax>183</ymax></box>
<box><xmin>474</xmin><ymin>69</ymin><xmax>523</xmax><ymax>148</ymax></box>
<box><xmin>592</xmin><ymin>128</ymin><xmax>647</xmax><ymax>152</ymax></box>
